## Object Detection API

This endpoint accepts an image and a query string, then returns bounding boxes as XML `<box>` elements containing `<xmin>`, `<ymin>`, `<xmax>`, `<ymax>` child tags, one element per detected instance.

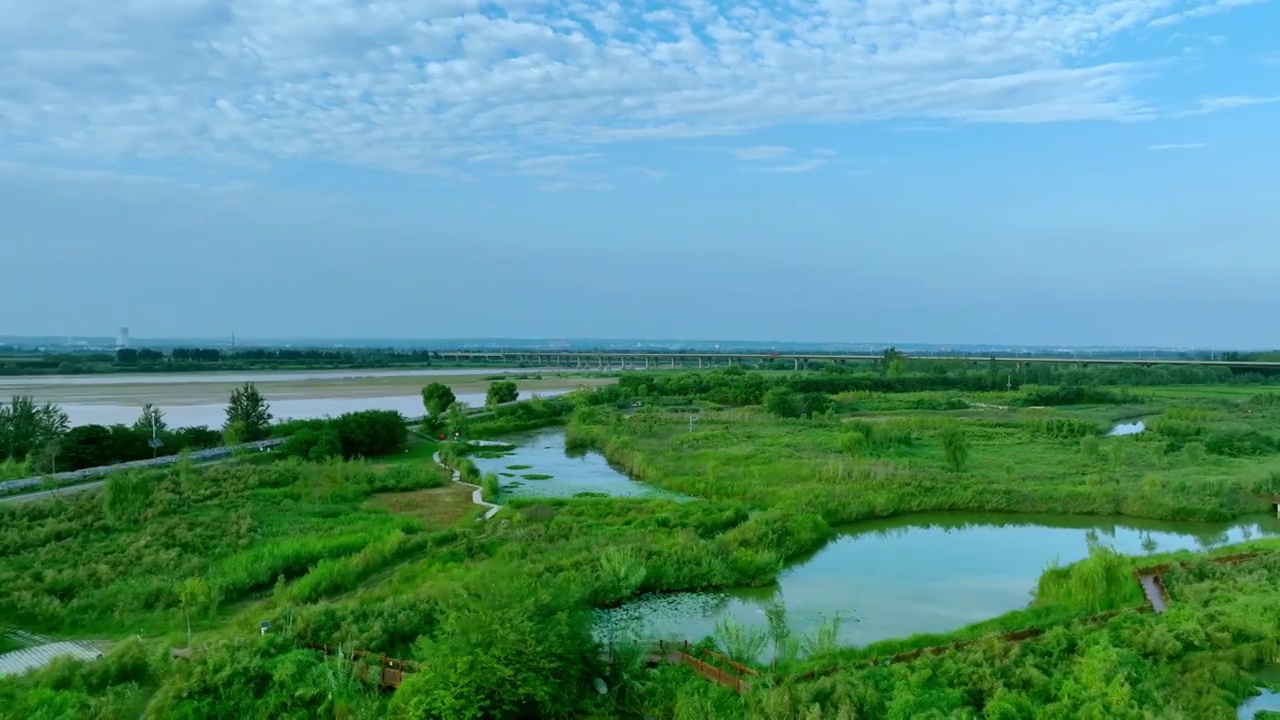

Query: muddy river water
<box><xmin>0</xmin><ymin>368</ymin><xmax>598</xmax><ymax>427</ymax></box>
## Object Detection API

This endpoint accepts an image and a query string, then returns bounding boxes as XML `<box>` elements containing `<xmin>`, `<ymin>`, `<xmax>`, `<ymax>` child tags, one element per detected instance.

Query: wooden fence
<box><xmin>305</xmin><ymin>643</ymin><xmax>413</xmax><ymax>689</ymax></box>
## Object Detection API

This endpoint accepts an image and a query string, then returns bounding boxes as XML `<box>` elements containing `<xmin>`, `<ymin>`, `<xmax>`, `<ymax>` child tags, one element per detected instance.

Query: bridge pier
<box><xmin>794</xmin><ymin>358</ymin><xmax>800</xmax><ymax>370</ymax></box>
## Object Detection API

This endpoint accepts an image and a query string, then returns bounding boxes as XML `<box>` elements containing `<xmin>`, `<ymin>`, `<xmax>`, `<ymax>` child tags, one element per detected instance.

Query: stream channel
<box><xmin>474</xmin><ymin>428</ymin><xmax>1280</xmax><ymax>651</ymax></box>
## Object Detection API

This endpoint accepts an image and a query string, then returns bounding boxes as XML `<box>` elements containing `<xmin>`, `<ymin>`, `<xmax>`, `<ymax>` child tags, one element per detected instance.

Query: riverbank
<box><xmin>0</xmin><ymin>369</ymin><xmax>615</xmax><ymax>427</ymax></box>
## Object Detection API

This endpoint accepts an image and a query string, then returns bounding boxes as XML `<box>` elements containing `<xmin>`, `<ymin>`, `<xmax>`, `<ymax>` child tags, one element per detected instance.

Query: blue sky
<box><xmin>2</xmin><ymin>0</ymin><xmax>1278</xmax><ymax>348</ymax></box>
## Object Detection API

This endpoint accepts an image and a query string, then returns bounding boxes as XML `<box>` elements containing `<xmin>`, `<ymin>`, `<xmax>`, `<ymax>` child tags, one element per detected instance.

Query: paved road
<box><xmin>1</xmin><ymin>479</ymin><xmax>112</xmax><ymax>505</ymax></box>
<box><xmin>0</xmin><ymin>438</ymin><xmax>285</xmax><ymax>505</ymax></box>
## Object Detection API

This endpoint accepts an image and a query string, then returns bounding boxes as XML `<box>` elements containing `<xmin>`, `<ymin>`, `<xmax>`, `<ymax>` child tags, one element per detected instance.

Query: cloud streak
<box><xmin>1147</xmin><ymin>143</ymin><xmax>1209</xmax><ymax>151</ymax></box>
<box><xmin>733</xmin><ymin>146</ymin><xmax>792</xmax><ymax>161</ymax></box>
<box><xmin>0</xmin><ymin>0</ymin><xmax>1270</xmax><ymax>179</ymax></box>
<box><xmin>1196</xmin><ymin>95</ymin><xmax>1280</xmax><ymax>112</ymax></box>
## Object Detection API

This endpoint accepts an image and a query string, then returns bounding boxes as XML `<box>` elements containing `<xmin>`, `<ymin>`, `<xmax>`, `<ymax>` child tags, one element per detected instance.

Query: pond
<box><xmin>1239</xmin><ymin>666</ymin><xmax>1280</xmax><ymax>719</ymax></box>
<box><xmin>1107</xmin><ymin>419</ymin><xmax>1147</xmax><ymax>436</ymax></box>
<box><xmin>468</xmin><ymin>429</ymin><xmax>688</xmax><ymax>500</ymax></box>
<box><xmin>597</xmin><ymin>512</ymin><xmax>1280</xmax><ymax>652</ymax></box>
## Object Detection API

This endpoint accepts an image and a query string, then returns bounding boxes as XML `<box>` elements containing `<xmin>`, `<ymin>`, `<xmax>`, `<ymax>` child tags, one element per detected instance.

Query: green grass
<box><xmin>567</xmin><ymin>396</ymin><xmax>1280</xmax><ymax>527</ymax></box>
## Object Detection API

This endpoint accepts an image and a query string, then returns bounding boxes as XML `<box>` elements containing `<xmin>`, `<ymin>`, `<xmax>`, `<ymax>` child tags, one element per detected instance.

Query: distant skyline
<box><xmin>2</xmin><ymin>1</ymin><xmax>1278</xmax><ymax>348</ymax></box>
<box><xmin>1</xmin><ymin>334</ymin><xmax>1269</xmax><ymax>353</ymax></box>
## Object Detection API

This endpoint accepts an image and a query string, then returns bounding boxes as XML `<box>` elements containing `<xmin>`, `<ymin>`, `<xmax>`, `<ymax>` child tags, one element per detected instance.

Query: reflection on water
<box><xmin>59</xmin><ymin>390</ymin><xmax>566</xmax><ymax>428</ymax></box>
<box><xmin>1107</xmin><ymin>420</ymin><xmax>1147</xmax><ymax>436</ymax></box>
<box><xmin>469</xmin><ymin>430</ymin><xmax>687</xmax><ymax>500</ymax></box>
<box><xmin>598</xmin><ymin>513</ymin><xmax>1280</xmax><ymax>651</ymax></box>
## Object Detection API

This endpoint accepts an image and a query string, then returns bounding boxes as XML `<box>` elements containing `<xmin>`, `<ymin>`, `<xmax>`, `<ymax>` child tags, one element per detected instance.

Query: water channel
<box><xmin>481</xmin><ymin>429</ymin><xmax>1280</xmax><ymax>651</ymax></box>
<box><xmin>468</xmin><ymin>429</ymin><xmax>687</xmax><ymax>500</ymax></box>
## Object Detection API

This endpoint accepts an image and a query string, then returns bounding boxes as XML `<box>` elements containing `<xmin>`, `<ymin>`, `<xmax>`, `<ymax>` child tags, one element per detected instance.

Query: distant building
<box><xmin>116</xmin><ymin>327</ymin><xmax>130</xmax><ymax>349</ymax></box>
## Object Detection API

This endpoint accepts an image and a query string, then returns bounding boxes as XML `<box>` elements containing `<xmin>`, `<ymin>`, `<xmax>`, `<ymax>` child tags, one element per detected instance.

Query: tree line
<box><xmin>0</xmin><ymin>383</ymin><xmax>279</xmax><ymax>476</ymax></box>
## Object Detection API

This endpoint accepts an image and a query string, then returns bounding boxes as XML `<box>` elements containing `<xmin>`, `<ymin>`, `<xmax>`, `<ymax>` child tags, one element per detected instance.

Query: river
<box><xmin>0</xmin><ymin>369</ymin><xmax>606</xmax><ymax>427</ymax></box>
<box><xmin>0</xmin><ymin>367</ymin><xmax>547</xmax><ymax>387</ymax></box>
<box><xmin>480</xmin><ymin>429</ymin><xmax>1280</xmax><ymax>651</ymax></box>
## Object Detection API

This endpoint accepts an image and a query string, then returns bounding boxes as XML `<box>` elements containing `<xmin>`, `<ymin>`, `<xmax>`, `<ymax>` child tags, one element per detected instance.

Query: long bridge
<box><xmin>433</xmin><ymin>350</ymin><xmax>1280</xmax><ymax>372</ymax></box>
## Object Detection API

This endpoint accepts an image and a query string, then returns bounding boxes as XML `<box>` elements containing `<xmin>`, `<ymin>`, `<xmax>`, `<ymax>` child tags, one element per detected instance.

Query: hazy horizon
<box><xmin>1</xmin><ymin>333</ymin><xmax>1266</xmax><ymax>352</ymax></box>
<box><xmin>3</xmin><ymin>1</ymin><xmax>1277</xmax><ymax>348</ymax></box>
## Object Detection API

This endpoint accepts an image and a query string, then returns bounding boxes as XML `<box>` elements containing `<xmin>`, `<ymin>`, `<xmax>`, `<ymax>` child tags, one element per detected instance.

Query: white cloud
<box><xmin>1196</xmin><ymin>95</ymin><xmax>1280</xmax><ymax>112</ymax></box>
<box><xmin>0</xmin><ymin>0</ymin><xmax>1270</xmax><ymax>179</ymax></box>
<box><xmin>537</xmin><ymin>179</ymin><xmax>615</xmax><ymax>192</ymax></box>
<box><xmin>763</xmin><ymin>159</ymin><xmax>827</xmax><ymax>173</ymax></box>
<box><xmin>623</xmin><ymin>166</ymin><xmax>670</xmax><ymax>180</ymax></box>
<box><xmin>1146</xmin><ymin>142</ymin><xmax>1209</xmax><ymax>151</ymax></box>
<box><xmin>1150</xmin><ymin>0</ymin><xmax>1269</xmax><ymax>27</ymax></box>
<box><xmin>733</xmin><ymin>146</ymin><xmax>792</xmax><ymax>161</ymax></box>
<box><xmin>513</xmin><ymin>153</ymin><xmax>600</xmax><ymax>176</ymax></box>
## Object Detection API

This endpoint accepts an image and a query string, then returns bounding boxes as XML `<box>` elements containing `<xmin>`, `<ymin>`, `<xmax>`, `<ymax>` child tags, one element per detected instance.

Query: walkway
<box><xmin>433</xmin><ymin>450</ymin><xmax>502</xmax><ymax>520</ymax></box>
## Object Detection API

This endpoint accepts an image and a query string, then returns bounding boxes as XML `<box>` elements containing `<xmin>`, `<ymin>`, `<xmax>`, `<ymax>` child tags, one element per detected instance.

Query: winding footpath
<box><xmin>433</xmin><ymin>449</ymin><xmax>502</xmax><ymax>520</ymax></box>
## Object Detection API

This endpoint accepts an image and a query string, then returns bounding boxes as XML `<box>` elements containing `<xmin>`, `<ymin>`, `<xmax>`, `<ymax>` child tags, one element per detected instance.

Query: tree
<box><xmin>446</xmin><ymin>402</ymin><xmax>470</xmax><ymax>438</ymax></box>
<box><xmin>882</xmin><ymin>347</ymin><xmax>907</xmax><ymax>378</ymax></box>
<box><xmin>133</xmin><ymin>403</ymin><xmax>167</xmax><ymax>435</ymax></box>
<box><xmin>334</xmin><ymin>410</ymin><xmax>407</xmax><ymax>458</ymax></box>
<box><xmin>763</xmin><ymin>386</ymin><xmax>802</xmax><ymax>418</ymax></box>
<box><xmin>0</xmin><ymin>396</ymin><xmax>70</xmax><ymax>462</ymax></box>
<box><xmin>486</xmin><ymin>380</ymin><xmax>519</xmax><ymax>407</ymax></box>
<box><xmin>178</xmin><ymin>576</ymin><xmax>213</xmax><ymax>645</ymax></box>
<box><xmin>422</xmin><ymin>382</ymin><xmax>456</xmax><ymax>418</ymax></box>
<box><xmin>223</xmin><ymin>383</ymin><xmax>272</xmax><ymax>441</ymax></box>
<box><xmin>941</xmin><ymin>425</ymin><xmax>970</xmax><ymax>472</ymax></box>
<box><xmin>61</xmin><ymin>424</ymin><xmax>116</xmax><ymax>470</ymax></box>
<box><xmin>280</xmin><ymin>428</ymin><xmax>342</xmax><ymax>462</ymax></box>
<box><xmin>800</xmin><ymin>392</ymin><xmax>831</xmax><ymax>417</ymax></box>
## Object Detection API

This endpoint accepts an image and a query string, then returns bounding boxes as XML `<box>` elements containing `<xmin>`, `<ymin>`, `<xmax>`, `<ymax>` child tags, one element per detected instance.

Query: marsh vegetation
<box><xmin>4</xmin><ymin>359</ymin><xmax>1280</xmax><ymax>718</ymax></box>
